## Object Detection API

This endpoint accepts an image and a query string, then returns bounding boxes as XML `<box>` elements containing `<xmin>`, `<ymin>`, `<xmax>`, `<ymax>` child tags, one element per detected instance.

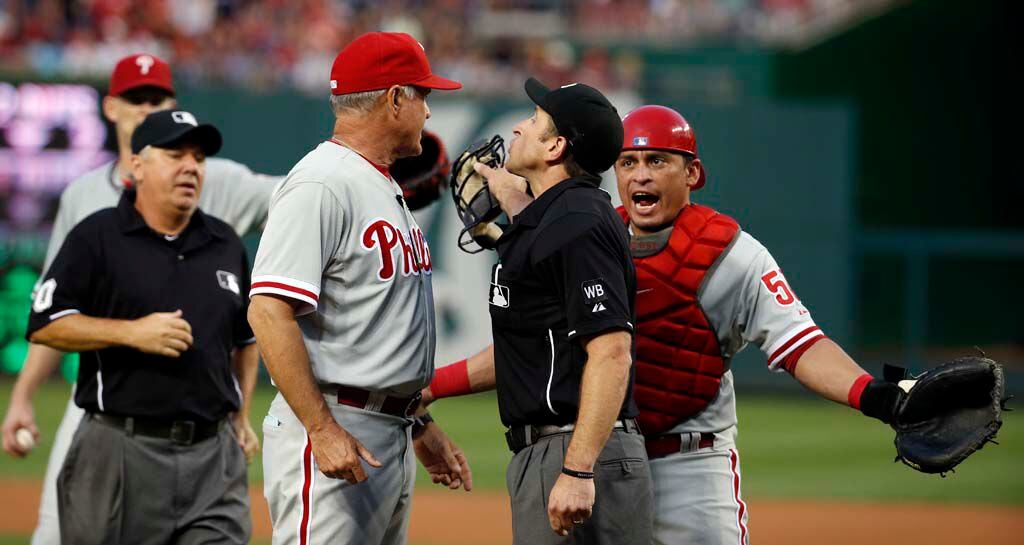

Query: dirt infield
<box><xmin>1</xmin><ymin>478</ymin><xmax>1021</xmax><ymax>544</ymax></box>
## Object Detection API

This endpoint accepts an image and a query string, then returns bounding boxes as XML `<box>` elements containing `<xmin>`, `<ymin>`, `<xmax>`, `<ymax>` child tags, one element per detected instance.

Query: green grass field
<box><xmin>0</xmin><ymin>379</ymin><xmax>1020</xmax><ymax>544</ymax></box>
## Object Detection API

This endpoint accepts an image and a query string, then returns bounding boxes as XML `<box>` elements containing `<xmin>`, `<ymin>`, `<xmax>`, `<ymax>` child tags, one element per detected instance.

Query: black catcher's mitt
<box><xmin>886</xmin><ymin>357</ymin><xmax>1006</xmax><ymax>475</ymax></box>
<box><xmin>450</xmin><ymin>135</ymin><xmax>505</xmax><ymax>253</ymax></box>
<box><xmin>392</xmin><ymin>130</ymin><xmax>450</xmax><ymax>211</ymax></box>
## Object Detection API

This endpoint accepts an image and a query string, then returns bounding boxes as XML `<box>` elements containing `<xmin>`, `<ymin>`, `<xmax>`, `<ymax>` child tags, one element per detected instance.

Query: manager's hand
<box><xmin>308</xmin><ymin>421</ymin><xmax>381</xmax><ymax>484</ymax></box>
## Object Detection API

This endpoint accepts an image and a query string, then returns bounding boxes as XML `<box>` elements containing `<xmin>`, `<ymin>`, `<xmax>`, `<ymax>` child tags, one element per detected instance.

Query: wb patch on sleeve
<box><xmin>581</xmin><ymin>278</ymin><xmax>609</xmax><ymax>305</ymax></box>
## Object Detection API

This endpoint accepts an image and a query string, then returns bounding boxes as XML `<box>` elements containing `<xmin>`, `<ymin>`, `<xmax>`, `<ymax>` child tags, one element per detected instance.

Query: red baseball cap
<box><xmin>109</xmin><ymin>54</ymin><xmax>175</xmax><ymax>97</ymax></box>
<box><xmin>330</xmin><ymin>32</ymin><xmax>461</xmax><ymax>95</ymax></box>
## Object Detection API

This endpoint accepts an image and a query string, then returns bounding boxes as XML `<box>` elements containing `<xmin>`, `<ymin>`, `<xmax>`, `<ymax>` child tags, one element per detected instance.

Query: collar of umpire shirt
<box><xmin>510</xmin><ymin>175</ymin><xmax>603</xmax><ymax>229</ymax></box>
<box><xmin>116</xmin><ymin>189</ymin><xmax>227</xmax><ymax>252</ymax></box>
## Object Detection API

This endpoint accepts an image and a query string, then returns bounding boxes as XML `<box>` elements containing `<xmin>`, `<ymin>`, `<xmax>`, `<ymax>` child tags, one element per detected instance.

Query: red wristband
<box><xmin>429</xmin><ymin>359</ymin><xmax>471</xmax><ymax>399</ymax></box>
<box><xmin>847</xmin><ymin>373</ymin><xmax>874</xmax><ymax>410</ymax></box>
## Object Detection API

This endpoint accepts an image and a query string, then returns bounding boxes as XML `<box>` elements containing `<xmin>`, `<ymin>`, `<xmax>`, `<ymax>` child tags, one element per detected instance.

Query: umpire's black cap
<box><xmin>131</xmin><ymin>110</ymin><xmax>222</xmax><ymax>156</ymax></box>
<box><xmin>525</xmin><ymin>77</ymin><xmax>624</xmax><ymax>175</ymax></box>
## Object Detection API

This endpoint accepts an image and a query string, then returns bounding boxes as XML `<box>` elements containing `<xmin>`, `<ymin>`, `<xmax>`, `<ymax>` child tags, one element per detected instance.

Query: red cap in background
<box><xmin>109</xmin><ymin>54</ymin><xmax>175</xmax><ymax>97</ymax></box>
<box><xmin>330</xmin><ymin>32</ymin><xmax>461</xmax><ymax>95</ymax></box>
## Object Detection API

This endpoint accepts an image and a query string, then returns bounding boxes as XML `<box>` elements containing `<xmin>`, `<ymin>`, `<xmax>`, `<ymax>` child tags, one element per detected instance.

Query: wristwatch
<box><xmin>411</xmin><ymin>412</ymin><xmax>434</xmax><ymax>438</ymax></box>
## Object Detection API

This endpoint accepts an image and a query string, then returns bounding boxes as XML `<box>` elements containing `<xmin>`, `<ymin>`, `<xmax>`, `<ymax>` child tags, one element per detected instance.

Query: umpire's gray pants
<box><xmin>57</xmin><ymin>414</ymin><xmax>251</xmax><ymax>545</ymax></box>
<box><xmin>507</xmin><ymin>429</ymin><xmax>653</xmax><ymax>545</ymax></box>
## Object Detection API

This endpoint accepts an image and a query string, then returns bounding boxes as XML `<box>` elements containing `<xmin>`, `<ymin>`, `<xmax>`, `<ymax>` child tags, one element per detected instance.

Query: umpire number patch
<box><xmin>32</xmin><ymin>279</ymin><xmax>57</xmax><ymax>312</ymax></box>
<box><xmin>581</xmin><ymin>278</ymin><xmax>608</xmax><ymax>313</ymax></box>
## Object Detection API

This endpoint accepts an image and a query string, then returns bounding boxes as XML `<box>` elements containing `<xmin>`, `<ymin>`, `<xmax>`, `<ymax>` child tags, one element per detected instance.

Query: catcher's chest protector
<box><xmin>619</xmin><ymin>204</ymin><xmax>740</xmax><ymax>434</ymax></box>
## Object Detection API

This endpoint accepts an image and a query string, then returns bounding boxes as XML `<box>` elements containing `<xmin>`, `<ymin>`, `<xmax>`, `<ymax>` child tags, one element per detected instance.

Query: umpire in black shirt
<box><xmin>27</xmin><ymin>110</ymin><xmax>257</xmax><ymax>545</ymax></box>
<box><xmin>423</xmin><ymin>79</ymin><xmax>651</xmax><ymax>544</ymax></box>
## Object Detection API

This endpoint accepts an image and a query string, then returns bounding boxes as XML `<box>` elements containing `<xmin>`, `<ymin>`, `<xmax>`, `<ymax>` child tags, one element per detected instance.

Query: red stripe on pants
<box><xmin>729</xmin><ymin>449</ymin><xmax>749</xmax><ymax>545</ymax></box>
<box><xmin>300</xmin><ymin>437</ymin><xmax>313</xmax><ymax>545</ymax></box>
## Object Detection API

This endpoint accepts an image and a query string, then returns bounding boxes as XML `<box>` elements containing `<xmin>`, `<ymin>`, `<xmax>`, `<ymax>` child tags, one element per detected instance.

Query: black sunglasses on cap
<box><xmin>119</xmin><ymin>86</ymin><xmax>174</xmax><ymax>106</ymax></box>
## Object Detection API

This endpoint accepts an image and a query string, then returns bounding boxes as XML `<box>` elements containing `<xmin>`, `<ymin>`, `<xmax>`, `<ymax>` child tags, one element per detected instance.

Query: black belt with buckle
<box><xmin>90</xmin><ymin>413</ymin><xmax>223</xmax><ymax>446</ymax></box>
<box><xmin>505</xmin><ymin>418</ymin><xmax>641</xmax><ymax>454</ymax></box>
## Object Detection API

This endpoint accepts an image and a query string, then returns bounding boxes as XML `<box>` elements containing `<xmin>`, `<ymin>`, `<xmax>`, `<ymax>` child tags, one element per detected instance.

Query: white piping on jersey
<box><xmin>249</xmin><ymin>285</ymin><xmax>318</xmax><ymax>313</ymax></box>
<box><xmin>49</xmin><ymin>309</ymin><xmax>80</xmax><ymax>321</ymax></box>
<box><xmin>231</xmin><ymin>373</ymin><xmax>243</xmax><ymax>407</ymax></box>
<box><xmin>250</xmin><ymin>275</ymin><xmax>321</xmax><ymax>297</ymax></box>
<box><xmin>546</xmin><ymin>329</ymin><xmax>559</xmax><ymax>415</ymax></box>
<box><xmin>768</xmin><ymin>327</ymin><xmax>824</xmax><ymax>368</ymax></box>
<box><xmin>493</xmin><ymin>263</ymin><xmax>502</xmax><ymax>284</ymax></box>
<box><xmin>95</xmin><ymin>353</ymin><xmax>105</xmax><ymax>412</ymax></box>
<box><xmin>766</xmin><ymin>323</ymin><xmax>817</xmax><ymax>357</ymax></box>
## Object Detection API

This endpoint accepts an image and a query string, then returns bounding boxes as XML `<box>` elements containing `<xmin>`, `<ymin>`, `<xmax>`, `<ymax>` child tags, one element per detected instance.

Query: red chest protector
<box><xmin>618</xmin><ymin>204</ymin><xmax>740</xmax><ymax>434</ymax></box>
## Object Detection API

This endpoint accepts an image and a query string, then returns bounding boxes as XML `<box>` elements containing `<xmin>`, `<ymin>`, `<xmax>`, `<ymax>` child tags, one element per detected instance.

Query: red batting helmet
<box><xmin>621</xmin><ymin>105</ymin><xmax>706</xmax><ymax>190</ymax></box>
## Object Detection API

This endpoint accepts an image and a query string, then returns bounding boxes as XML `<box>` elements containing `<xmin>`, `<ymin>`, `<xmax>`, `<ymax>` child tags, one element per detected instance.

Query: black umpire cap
<box><xmin>131</xmin><ymin>110</ymin><xmax>222</xmax><ymax>156</ymax></box>
<box><xmin>525</xmin><ymin>77</ymin><xmax>624</xmax><ymax>175</ymax></box>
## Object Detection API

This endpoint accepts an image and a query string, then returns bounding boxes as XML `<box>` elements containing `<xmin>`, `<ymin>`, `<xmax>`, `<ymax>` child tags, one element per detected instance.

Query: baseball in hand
<box><xmin>15</xmin><ymin>428</ymin><xmax>36</xmax><ymax>451</ymax></box>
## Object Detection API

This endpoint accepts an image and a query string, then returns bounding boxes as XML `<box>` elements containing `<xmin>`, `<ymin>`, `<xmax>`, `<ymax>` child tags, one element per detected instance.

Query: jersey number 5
<box><xmin>761</xmin><ymin>269</ymin><xmax>796</xmax><ymax>306</ymax></box>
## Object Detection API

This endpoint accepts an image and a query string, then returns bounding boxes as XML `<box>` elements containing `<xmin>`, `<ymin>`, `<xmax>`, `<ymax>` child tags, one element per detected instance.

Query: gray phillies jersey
<box><xmin>250</xmin><ymin>141</ymin><xmax>436</xmax><ymax>397</ymax></box>
<box><xmin>41</xmin><ymin>158</ymin><xmax>279</xmax><ymax>272</ymax></box>
<box><xmin>668</xmin><ymin>231</ymin><xmax>824</xmax><ymax>439</ymax></box>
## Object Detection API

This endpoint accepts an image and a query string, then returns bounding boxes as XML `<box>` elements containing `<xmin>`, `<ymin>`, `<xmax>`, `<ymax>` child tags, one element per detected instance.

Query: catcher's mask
<box><xmin>391</xmin><ymin>130</ymin><xmax>451</xmax><ymax>211</ymax></box>
<box><xmin>450</xmin><ymin>134</ymin><xmax>506</xmax><ymax>253</ymax></box>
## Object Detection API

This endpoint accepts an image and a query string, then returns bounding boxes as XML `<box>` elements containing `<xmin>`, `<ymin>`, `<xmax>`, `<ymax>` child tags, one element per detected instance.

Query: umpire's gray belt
<box><xmin>505</xmin><ymin>418</ymin><xmax>640</xmax><ymax>453</ymax></box>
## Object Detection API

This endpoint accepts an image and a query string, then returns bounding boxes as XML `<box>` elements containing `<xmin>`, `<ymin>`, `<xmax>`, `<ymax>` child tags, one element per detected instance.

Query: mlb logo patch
<box><xmin>489</xmin><ymin>283</ymin><xmax>510</xmax><ymax>308</ymax></box>
<box><xmin>633</xmin><ymin>136</ymin><xmax>648</xmax><ymax>146</ymax></box>
<box><xmin>216</xmin><ymin>270</ymin><xmax>240</xmax><ymax>295</ymax></box>
<box><xmin>171</xmin><ymin>111</ymin><xmax>198</xmax><ymax>126</ymax></box>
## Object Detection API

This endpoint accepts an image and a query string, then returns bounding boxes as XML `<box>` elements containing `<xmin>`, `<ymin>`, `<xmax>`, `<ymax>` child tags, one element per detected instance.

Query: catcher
<box><xmin>431</xmin><ymin>105</ymin><xmax>1006</xmax><ymax>545</ymax></box>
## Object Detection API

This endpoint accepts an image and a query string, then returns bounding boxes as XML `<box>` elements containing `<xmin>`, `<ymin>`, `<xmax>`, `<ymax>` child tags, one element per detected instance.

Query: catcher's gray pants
<box><xmin>650</xmin><ymin>434</ymin><xmax>749</xmax><ymax>545</ymax></box>
<box><xmin>506</xmin><ymin>428</ymin><xmax>654</xmax><ymax>545</ymax></box>
<box><xmin>262</xmin><ymin>391</ymin><xmax>415</xmax><ymax>545</ymax></box>
<box><xmin>57</xmin><ymin>413</ymin><xmax>251</xmax><ymax>545</ymax></box>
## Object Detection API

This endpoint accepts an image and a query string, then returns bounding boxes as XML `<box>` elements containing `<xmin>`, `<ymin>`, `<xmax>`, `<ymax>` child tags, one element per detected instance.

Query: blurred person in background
<box><xmin>1</xmin><ymin>53</ymin><xmax>280</xmax><ymax>545</ymax></box>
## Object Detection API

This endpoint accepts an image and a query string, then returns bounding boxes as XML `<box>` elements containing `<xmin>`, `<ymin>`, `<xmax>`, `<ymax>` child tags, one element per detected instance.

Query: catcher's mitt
<box><xmin>887</xmin><ymin>357</ymin><xmax>1006</xmax><ymax>475</ymax></box>
<box><xmin>392</xmin><ymin>130</ymin><xmax>450</xmax><ymax>211</ymax></box>
<box><xmin>450</xmin><ymin>135</ymin><xmax>505</xmax><ymax>253</ymax></box>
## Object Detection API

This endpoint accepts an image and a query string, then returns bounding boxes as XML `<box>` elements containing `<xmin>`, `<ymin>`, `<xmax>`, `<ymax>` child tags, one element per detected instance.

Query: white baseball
<box><xmin>15</xmin><ymin>428</ymin><xmax>36</xmax><ymax>451</ymax></box>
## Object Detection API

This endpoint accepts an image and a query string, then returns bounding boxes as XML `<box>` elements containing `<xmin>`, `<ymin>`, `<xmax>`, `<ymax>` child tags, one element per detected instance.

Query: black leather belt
<box><xmin>505</xmin><ymin>418</ymin><xmax>641</xmax><ymax>453</ymax></box>
<box><xmin>90</xmin><ymin>413</ymin><xmax>223</xmax><ymax>446</ymax></box>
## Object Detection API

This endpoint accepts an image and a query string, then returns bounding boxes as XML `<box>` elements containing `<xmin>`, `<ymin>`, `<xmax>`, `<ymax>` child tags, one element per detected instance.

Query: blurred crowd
<box><xmin>0</xmin><ymin>0</ymin><xmax>891</xmax><ymax>96</ymax></box>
